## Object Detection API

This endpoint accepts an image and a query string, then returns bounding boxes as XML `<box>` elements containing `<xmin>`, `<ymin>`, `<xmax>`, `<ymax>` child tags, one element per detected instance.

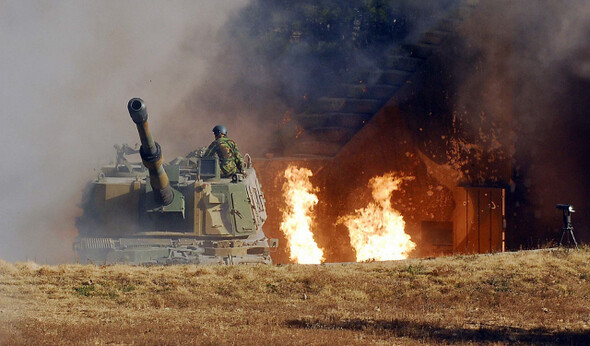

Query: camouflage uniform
<box><xmin>204</xmin><ymin>136</ymin><xmax>244</xmax><ymax>178</ymax></box>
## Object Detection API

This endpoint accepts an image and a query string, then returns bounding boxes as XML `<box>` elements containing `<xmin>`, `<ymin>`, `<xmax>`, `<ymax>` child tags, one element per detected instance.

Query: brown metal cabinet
<box><xmin>453</xmin><ymin>187</ymin><xmax>505</xmax><ymax>254</ymax></box>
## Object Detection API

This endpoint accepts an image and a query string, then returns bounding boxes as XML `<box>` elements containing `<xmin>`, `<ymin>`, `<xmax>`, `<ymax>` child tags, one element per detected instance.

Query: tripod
<box><xmin>558</xmin><ymin>206</ymin><xmax>579</xmax><ymax>249</ymax></box>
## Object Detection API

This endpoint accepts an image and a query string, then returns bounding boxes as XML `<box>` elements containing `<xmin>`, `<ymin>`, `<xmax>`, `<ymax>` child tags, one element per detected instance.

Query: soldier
<box><xmin>204</xmin><ymin>125</ymin><xmax>245</xmax><ymax>178</ymax></box>
<box><xmin>114</xmin><ymin>143</ymin><xmax>139</xmax><ymax>166</ymax></box>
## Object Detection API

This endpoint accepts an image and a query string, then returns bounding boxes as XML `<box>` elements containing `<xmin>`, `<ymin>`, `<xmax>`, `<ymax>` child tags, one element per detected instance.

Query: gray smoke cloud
<box><xmin>185</xmin><ymin>0</ymin><xmax>464</xmax><ymax>156</ymax></box>
<box><xmin>0</xmin><ymin>1</ymin><xmax>249</xmax><ymax>263</ymax></box>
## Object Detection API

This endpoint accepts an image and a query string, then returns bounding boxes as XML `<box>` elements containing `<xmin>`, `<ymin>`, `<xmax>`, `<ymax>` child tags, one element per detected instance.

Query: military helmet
<box><xmin>212</xmin><ymin>125</ymin><xmax>227</xmax><ymax>136</ymax></box>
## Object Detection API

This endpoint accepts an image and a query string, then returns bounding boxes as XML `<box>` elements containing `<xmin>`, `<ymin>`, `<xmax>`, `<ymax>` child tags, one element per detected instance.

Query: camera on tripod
<box><xmin>556</xmin><ymin>204</ymin><xmax>575</xmax><ymax>213</ymax></box>
<box><xmin>556</xmin><ymin>203</ymin><xmax>578</xmax><ymax>249</ymax></box>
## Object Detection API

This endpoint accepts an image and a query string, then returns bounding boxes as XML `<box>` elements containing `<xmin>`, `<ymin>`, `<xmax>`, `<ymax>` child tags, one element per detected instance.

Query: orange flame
<box><xmin>280</xmin><ymin>166</ymin><xmax>324</xmax><ymax>264</ymax></box>
<box><xmin>338</xmin><ymin>173</ymin><xmax>416</xmax><ymax>261</ymax></box>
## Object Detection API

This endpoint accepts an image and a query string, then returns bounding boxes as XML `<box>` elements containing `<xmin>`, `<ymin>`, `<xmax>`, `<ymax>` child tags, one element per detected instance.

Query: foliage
<box><xmin>223</xmin><ymin>0</ymin><xmax>414</xmax><ymax>109</ymax></box>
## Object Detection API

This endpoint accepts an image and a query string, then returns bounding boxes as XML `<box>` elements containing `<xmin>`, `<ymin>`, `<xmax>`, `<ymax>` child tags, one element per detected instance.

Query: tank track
<box><xmin>74</xmin><ymin>236</ymin><xmax>272</xmax><ymax>265</ymax></box>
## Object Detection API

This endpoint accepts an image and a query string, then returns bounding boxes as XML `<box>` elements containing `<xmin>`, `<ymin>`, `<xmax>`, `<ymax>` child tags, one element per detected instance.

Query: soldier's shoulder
<box><xmin>225</xmin><ymin>137</ymin><xmax>238</xmax><ymax>145</ymax></box>
<box><xmin>218</xmin><ymin>137</ymin><xmax>235</xmax><ymax>145</ymax></box>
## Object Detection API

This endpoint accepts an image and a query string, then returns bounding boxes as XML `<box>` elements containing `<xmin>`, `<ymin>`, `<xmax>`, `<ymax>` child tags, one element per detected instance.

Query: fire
<box><xmin>280</xmin><ymin>166</ymin><xmax>324</xmax><ymax>264</ymax></box>
<box><xmin>338</xmin><ymin>173</ymin><xmax>416</xmax><ymax>261</ymax></box>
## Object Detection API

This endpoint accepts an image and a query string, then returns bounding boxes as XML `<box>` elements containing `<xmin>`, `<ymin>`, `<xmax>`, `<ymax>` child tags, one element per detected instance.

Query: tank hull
<box><xmin>75</xmin><ymin>164</ymin><xmax>274</xmax><ymax>265</ymax></box>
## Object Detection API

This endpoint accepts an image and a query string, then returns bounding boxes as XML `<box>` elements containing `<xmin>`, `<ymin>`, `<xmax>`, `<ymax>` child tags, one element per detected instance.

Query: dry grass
<box><xmin>1</xmin><ymin>248</ymin><xmax>590</xmax><ymax>345</ymax></box>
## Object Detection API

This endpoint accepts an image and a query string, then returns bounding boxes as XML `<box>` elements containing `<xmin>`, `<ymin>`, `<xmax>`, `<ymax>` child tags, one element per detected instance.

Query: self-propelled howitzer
<box><xmin>74</xmin><ymin>98</ymin><xmax>275</xmax><ymax>265</ymax></box>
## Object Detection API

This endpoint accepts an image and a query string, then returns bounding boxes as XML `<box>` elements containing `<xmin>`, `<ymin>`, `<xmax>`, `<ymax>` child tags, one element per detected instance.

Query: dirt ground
<box><xmin>1</xmin><ymin>248</ymin><xmax>589</xmax><ymax>345</ymax></box>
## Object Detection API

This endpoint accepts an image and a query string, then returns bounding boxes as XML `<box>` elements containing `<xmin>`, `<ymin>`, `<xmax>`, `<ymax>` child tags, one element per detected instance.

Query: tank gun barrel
<box><xmin>127</xmin><ymin>98</ymin><xmax>174</xmax><ymax>206</ymax></box>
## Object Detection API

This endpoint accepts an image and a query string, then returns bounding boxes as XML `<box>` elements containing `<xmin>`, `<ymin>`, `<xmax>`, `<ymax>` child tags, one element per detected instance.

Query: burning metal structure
<box><xmin>253</xmin><ymin>0</ymin><xmax>512</xmax><ymax>263</ymax></box>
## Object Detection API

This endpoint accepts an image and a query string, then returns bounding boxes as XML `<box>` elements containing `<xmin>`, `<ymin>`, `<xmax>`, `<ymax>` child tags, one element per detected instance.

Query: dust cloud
<box><xmin>0</xmin><ymin>1</ymin><xmax>249</xmax><ymax>263</ymax></box>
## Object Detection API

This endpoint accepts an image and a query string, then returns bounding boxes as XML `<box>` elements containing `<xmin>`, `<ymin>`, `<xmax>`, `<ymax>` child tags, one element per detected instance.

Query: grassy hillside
<box><xmin>1</xmin><ymin>248</ymin><xmax>589</xmax><ymax>345</ymax></box>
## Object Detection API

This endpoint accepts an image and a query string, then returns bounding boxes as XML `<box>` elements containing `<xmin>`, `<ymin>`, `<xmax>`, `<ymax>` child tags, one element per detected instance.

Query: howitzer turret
<box><xmin>128</xmin><ymin>98</ymin><xmax>174</xmax><ymax>206</ymax></box>
<box><xmin>74</xmin><ymin>97</ymin><xmax>276</xmax><ymax>265</ymax></box>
